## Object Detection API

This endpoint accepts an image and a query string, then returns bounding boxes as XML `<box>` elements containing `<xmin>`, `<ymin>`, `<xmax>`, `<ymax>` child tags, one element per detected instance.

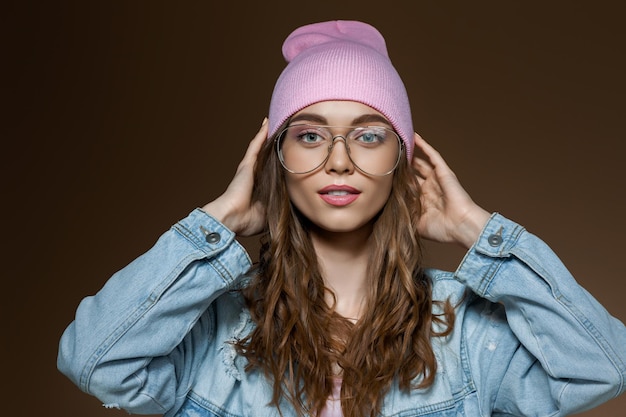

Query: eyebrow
<box><xmin>289</xmin><ymin>113</ymin><xmax>393</xmax><ymax>128</ymax></box>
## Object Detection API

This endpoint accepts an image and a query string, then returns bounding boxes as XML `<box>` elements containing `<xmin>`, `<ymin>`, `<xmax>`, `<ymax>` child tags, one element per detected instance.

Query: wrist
<box><xmin>454</xmin><ymin>207</ymin><xmax>491</xmax><ymax>249</ymax></box>
<box><xmin>201</xmin><ymin>200</ymin><xmax>239</xmax><ymax>233</ymax></box>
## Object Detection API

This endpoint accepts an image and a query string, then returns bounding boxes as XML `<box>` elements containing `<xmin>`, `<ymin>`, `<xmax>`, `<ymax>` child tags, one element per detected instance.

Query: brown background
<box><xmin>4</xmin><ymin>1</ymin><xmax>625</xmax><ymax>416</ymax></box>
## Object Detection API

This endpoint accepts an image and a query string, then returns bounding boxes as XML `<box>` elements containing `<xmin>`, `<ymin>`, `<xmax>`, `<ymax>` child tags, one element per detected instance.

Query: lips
<box><xmin>318</xmin><ymin>184</ymin><xmax>361</xmax><ymax>206</ymax></box>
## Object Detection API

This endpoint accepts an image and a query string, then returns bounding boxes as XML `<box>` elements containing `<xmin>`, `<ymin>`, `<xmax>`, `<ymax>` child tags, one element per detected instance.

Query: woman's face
<box><xmin>283</xmin><ymin>100</ymin><xmax>396</xmax><ymax>235</ymax></box>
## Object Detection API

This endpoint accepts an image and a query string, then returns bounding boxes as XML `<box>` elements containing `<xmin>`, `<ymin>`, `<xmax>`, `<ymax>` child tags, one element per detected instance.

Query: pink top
<box><xmin>318</xmin><ymin>378</ymin><xmax>343</xmax><ymax>417</ymax></box>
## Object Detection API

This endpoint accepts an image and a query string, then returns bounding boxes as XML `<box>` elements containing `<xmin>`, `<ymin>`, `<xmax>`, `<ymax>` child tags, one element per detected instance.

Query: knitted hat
<box><xmin>268</xmin><ymin>20</ymin><xmax>414</xmax><ymax>159</ymax></box>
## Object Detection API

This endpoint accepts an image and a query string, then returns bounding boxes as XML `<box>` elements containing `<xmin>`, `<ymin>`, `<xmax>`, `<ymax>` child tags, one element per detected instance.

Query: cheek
<box><xmin>284</xmin><ymin>175</ymin><xmax>307</xmax><ymax>206</ymax></box>
<box><xmin>373</xmin><ymin>177</ymin><xmax>394</xmax><ymax>207</ymax></box>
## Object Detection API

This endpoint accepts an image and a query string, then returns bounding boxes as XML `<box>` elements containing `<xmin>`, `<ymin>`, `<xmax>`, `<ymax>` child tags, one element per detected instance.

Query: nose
<box><xmin>324</xmin><ymin>136</ymin><xmax>355</xmax><ymax>174</ymax></box>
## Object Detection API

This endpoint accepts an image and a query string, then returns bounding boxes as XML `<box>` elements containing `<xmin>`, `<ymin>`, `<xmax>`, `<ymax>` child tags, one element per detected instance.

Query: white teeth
<box><xmin>327</xmin><ymin>190</ymin><xmax>349</xmax><ymax>196</ymax></box>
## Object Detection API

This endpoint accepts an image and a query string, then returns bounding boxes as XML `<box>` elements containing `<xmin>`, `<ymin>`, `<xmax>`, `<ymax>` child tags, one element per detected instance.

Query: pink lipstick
<box><xmin>318</xmin><ymin>184</ymin><xmax>361</xmax><ymax>206</ymax></box>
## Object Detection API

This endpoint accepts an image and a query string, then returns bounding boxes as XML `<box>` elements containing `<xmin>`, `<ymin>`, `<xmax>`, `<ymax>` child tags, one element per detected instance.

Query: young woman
<box><xmin>57</xmin><ymin>20</ymin><xmax>626</xmax><ymax>417</ymax></box>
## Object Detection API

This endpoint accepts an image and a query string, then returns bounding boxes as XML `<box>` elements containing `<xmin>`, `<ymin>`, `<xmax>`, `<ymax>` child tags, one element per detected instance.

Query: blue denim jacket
<box><xmin>57</xmin><ymin>209</ymin><xmax>626</xmax><ymax>416</ymax></box>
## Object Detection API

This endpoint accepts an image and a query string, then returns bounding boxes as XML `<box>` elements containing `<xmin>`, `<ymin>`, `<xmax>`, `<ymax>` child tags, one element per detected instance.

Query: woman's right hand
<box><xmin>201</xmin><ymin>118</ymin><xmax>268</xmax><ymax>237</ymax></box>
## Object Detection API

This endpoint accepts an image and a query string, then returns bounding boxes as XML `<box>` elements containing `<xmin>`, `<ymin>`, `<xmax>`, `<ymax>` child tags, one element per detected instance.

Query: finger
<box><xmin>413</xmin><ymin>132</ymin><xmax>451</xmax><ymax>172</ymax></box>
<box><xmin>234</xmin><ymin>118</ymin><xmax>270</xmax><ymax>177</ymax></box>
<box><xmin>413</xmin><ymin>133</ymin><xmax>438</xmax><ymax>161</ymax></box>
<box><xmin>412</xmin><ymin>156</ymin><xmax>431</xmax><ymax>180</ymax></box>
<box><xmin>242</xmin><ymin>117</ymin><xmax>269</xmax><ymax>162</ymax></box>
<box><xmin>412</xmin><ymin>134</ymin><xmax>434</xmax><ymax>177</ymax></box>
<box><xmin>414</xmin><ymin>134</ymin><xmax>460</xmax><ymax>186</ymax></box>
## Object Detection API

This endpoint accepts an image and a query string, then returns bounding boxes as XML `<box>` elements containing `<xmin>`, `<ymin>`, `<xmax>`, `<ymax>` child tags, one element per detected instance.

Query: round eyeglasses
<box><xmin>275</xmin><ymin>124</ymin><xmax>403</xmax><ymax>176</ymax></box>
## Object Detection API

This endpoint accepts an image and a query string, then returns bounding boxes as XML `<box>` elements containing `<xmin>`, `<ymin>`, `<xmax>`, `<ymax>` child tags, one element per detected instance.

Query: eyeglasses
<box><xmin>275</xmin><ymin>124</ymin><xmax>403</xmax><ymax>176</ymax></box>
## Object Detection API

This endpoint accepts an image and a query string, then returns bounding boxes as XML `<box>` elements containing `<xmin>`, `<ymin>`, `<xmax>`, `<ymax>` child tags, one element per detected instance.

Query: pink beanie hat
<box><xmin>268</xmin><ymin>20</ymin><xmax>415</xmax><ymax>159</ymax></box>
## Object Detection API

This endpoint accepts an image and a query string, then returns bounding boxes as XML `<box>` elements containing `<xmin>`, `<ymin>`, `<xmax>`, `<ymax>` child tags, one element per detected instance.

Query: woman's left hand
<box><xmin>412</xmin><ymin>133</ymin><xmax>491</xmax><ymax>249</ymax></box>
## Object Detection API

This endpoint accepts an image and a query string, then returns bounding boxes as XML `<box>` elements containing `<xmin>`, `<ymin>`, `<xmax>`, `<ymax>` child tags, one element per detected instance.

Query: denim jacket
<box><xmin>57</xmin><ymin>209</ymin><xmax>626</xmax><ymax>416</ymax></box>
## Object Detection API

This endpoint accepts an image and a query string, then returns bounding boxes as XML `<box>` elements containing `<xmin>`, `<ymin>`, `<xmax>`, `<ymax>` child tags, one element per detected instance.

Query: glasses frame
<box><xmin>275</xmin><ymin>124</ymin><xmax>404</xmax><ymax>176</ymax></box>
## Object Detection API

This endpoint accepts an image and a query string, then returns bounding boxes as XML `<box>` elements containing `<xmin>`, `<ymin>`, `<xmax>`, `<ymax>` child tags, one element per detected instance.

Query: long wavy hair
<box><xmin>234</xmin><ymin>126</ymin><xmax>455</xmax><ymax>417</ymax></box>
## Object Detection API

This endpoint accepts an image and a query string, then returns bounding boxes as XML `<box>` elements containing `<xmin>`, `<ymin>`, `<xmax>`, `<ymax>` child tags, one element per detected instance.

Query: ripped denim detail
<box><xmin>219</xmin><ymin>308</ymin><xmax>253</xmax><ymax>381</ymax></box>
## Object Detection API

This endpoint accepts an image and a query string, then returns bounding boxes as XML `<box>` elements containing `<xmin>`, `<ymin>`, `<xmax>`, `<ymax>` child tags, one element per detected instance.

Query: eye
<box><xmin>299</xmin><ymin>131</ymin><xmax>324</xmax><ymax>143</ymax></box>
<box><xmin>353</xmin><ymin>127</ymin><xmax>387</xmax><ymax>145</ymax></box>
<box><xmin>288</xmin><ymin>125</ymin><xmax>328</xmax><ymax>145</ymax></box>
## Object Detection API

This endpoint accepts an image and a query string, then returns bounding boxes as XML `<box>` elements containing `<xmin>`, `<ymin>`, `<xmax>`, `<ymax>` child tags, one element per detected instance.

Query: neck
<box><xmin>310</xmin><ymin>224</ymin><xmax>372</xmax><ymax>321</ymax></box>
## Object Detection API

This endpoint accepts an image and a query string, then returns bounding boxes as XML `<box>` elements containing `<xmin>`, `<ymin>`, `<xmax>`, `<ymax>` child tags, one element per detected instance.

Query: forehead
<box><xmin>291</xmin><ymin>101</ymin><xmax>389</xmax><ymax>125</ymax></box>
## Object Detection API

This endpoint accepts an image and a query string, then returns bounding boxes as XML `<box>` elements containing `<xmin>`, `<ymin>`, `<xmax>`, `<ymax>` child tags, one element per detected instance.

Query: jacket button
<box><xmin>488</xmin><ymin>234</ymin><xmax>503</xmax><ymax>246</ymax></box>
<box><xmin>205</xmin><ymin>232</ymin><xmax>221</xmax><ymax>244</ymax></box>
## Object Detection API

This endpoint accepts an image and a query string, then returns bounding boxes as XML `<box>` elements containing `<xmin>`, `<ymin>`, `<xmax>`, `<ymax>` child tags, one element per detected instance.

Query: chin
<box><xmin>308</xmin><ymin>216</ymin><xmax>376</xmax><ymax>235</ymax></box>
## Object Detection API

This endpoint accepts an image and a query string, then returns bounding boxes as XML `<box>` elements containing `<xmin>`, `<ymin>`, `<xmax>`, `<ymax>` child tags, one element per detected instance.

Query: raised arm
<box><xmin>413</xmin><ymin>132</ymin><xmax>626</xmax><ymax>414</ymax></box>
<box><xmin>457</xmin><ymin>214</ymin><xmax>626</xmax><ymax>415</ymax></box>
<box><xmin>57</xmin><ymin>119</ymin><xmax>269</xmax><ymax>414</ymax></box>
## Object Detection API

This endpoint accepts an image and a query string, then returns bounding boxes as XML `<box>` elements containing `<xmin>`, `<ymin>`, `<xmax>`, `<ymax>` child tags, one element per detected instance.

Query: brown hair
<box><xmin>235</xmin><ymin>133</ymin><xmax>455</xmax><ymax>417</ymax></box>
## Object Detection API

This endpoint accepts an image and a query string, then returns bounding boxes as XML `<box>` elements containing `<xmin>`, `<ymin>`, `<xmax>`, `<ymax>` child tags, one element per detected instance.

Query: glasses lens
<box><xmin>345</xmin><ymin>127</ymin><xmax>401</xmax><ymax>176</ymax></box>
<box><xmin>278</xmin><ymin>125</ymin><xmax>330</xmax><ymax>174</ymax></box>
<box><xmin>277</xmin><ymin>125</ymin><xmax>402</xmax><ymax>176</ymax></box>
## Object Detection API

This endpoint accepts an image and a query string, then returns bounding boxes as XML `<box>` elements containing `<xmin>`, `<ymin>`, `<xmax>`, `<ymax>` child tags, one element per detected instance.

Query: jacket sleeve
<box><xmin>57</xmin><ymin>208</ymin><xmax>252</xmax><ymax>415</ymax></box>
<box><xmin>455</xmin><ymin>213</ymin><xmax>626</xmax><ymax>416</ymax></box>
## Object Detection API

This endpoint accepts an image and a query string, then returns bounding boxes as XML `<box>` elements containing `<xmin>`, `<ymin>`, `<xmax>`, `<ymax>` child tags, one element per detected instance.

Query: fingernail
<box><xmin>261</xmin><ymin>117</ymin><xmax>268</xmax><ymax>126</ymax></box>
